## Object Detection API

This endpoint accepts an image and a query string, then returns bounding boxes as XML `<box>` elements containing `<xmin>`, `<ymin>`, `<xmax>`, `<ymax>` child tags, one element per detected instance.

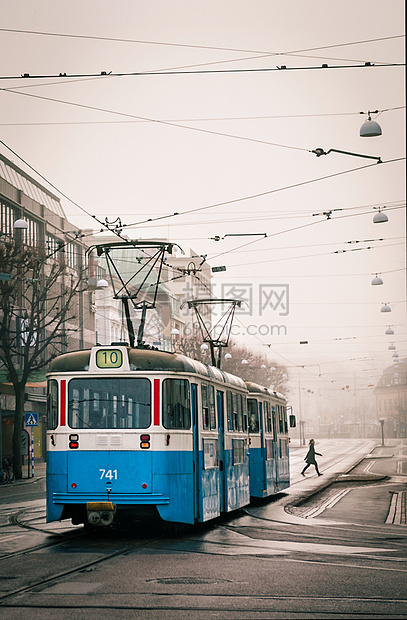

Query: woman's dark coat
<box><xmin>304</xmin><ymin>444</ymin><xmax>322</xmax><ymax>464</ymax></box>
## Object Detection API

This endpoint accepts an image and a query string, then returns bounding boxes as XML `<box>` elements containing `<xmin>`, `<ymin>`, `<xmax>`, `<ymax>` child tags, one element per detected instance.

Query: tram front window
<box><xmin>68</xmin><ymin>378</ymin><xmax>151</xmax><ymax>429</ymax></box>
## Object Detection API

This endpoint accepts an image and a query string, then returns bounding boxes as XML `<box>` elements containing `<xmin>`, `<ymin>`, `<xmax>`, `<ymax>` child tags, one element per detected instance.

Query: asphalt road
<box><xmin>0</xmin><ymin>438</ymin><xmax>406</xmax><ymax>619</ymax></box>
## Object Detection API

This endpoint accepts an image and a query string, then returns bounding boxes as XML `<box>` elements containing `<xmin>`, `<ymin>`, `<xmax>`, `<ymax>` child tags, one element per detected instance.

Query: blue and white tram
<box><xmin>46</xmin><ymin>345</ymin><xmax>293</xmax><ymax>528</ymax></box>
<box><xmin>246</xmin><ymin>382</ymin><xmax>291</xmax><ymax>498</ymax></box>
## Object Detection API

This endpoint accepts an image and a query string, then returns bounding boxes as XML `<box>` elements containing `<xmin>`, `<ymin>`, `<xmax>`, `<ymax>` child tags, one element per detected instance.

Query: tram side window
<box><xmin>209</xmin><ymin>385</ymin><xmax>216</xmax><ymax>429</ymax></box>
<box><xmin>163</xmin><ymin>378</ymin><xmax>191</xmax><ymax>429</ymax></box>
<box><xmin>271</xmin><ymin>405</ymin><xmax>278</xmax><ymax>437</ymax></box>
<box><xmin>264</xmin><ymin>401</ymin><xmax>273</xmax><ymax>435</ymax></box>
<box><xmin>226</xmin><ymin>391</ymin><xmax>233</xmax><ymax>431</ymax></box>
<box><xmin>47</xmin><ymin>380</ymin><xmax>58</xmax><ymax>430</ymax></box>
<box><xmin>241</xmin><ymin>393</ymin><xmax>248</xmax><ymax>432</ymax></box>
<box><xmin>202</xmin><ymin>384</ymin><xmax>209</xmax><ymax>429</ymax></box>
<box><xmin>202</xmin><ymin>384</ymin><xmax>216</xmax><ymax>430</ymax></box>
<box><xmin>226</xmin><ymin>391</ymin><xmax>246</xmax><ymax>432</ymax></box>
<box><xmin>277</xmin><ymin>405</ymin><xmax>285</xmax><ymax>433</ymax></box>
<box><xmin>68</xmin><ymin>378</ymin><xmax>151</xmax><ymax>429</ymax></box>
<box><xmin>248</xmin><ymin>399</ymin><xmax>259</xmax><ymax>433</ymax></box>
<box><xmin>283</xmin><ymin>406</ymin><xmax>288</xmax><ymax>433</ymax></box>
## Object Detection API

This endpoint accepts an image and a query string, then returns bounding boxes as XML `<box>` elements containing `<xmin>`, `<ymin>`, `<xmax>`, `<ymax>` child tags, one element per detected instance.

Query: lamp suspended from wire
<box><xmin>371</xmin><ymin>274</ymin><xmax>383</xmax><ymax>285</ymax></box>
<box><xmin>373</xmin><ymin>207</ymin><xmax>388</xmax><ymax>223</ymax></box>
<box><xmin>388</xmin><ymin>343</ymin><xmax>396</xmax><ymax>350</ymax></box>
<box><xmin>360</xmin><ymin>110</ymin><xmax>382</xmax><ymax>137</ymax></box>
<box><xmin>381</xmin><ymin>303</ymin><xmax>391</xmax><ymax>312</ymax></box>
<box><xmin>385</xmin><ymin>326</ymin><xmax>394</xmax><ymax>335</ymax></box>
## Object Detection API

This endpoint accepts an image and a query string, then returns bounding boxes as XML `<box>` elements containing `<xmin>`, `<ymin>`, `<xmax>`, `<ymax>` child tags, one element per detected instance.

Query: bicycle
<box><xmin>0</xmin><ymin>458</ymin><xmax>15</xmax><ymax>484</ymax></box>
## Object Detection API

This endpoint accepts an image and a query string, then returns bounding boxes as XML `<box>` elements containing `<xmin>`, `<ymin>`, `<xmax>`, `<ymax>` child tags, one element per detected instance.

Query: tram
<box><xmin>46</xmin><ymin>345</ymin><xmax>295</xmax><ymax>528</ymax></box>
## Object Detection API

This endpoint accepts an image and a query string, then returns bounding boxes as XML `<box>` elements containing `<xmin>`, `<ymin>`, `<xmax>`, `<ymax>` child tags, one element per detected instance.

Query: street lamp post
<box><xmin>379</xmin><ymin>418</ymin><xmax>385</xmax><ymax>446</ymax></box>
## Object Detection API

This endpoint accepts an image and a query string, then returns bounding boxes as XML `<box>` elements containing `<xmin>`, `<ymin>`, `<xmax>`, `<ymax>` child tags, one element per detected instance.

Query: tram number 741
<box><xmin>99</xmin><ymin>469</ymin><xmax>118</xmax><ymax>480</ymax></box>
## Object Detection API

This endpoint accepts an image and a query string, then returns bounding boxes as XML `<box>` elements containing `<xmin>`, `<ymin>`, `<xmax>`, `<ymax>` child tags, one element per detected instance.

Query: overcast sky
<box><xmin>0</xmin><ymin>0</ymin><xmax>405</xmax><ymax>407</ymax></box>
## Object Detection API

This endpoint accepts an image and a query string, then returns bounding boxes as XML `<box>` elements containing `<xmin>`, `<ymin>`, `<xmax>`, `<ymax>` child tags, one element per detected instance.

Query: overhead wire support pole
<box><xmin>86</xmin><ymin>240</ymin><xmax>177</xmax><ymax>349</ymax></box>
<box><xmin>181</xmin><ymin>298</ymin><xmax>243</xmax><ymax>369</ymax></box>
<box><xmin>122</xmin><ymin>297</ymin><xmax>135</xmax><ymax>348</ymax></box>
<box><xmin>311</xmin><ymin>147</ymin><xmax>382</xmax><ymax>163</ymax></box>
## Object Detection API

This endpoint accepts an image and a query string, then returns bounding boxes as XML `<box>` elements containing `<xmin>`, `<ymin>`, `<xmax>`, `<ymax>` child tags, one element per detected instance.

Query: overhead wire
<box><xmin>1</xmin><ymin>61</ymin><xmax>404</xmax><ymax>81</ymax></box>
<box><xmin>0</xmin><ymin>106</ymin><xmax>404</xmax><ymax>126</ymax></box>
<box><xmin>0</xmin><ymin>28</ymin><xmax>403</xmax><ymax>55</ymax></box>
<box><xmin>1</xmin><ymin>136</ymin><xmax>403</xmax><ymax>242</ymax></box>
<box><xmin>0</xmin><ymin>87</ymin><xmax>310</xmax><ymax>152</ymax></box>
<box><xmin>1</xmin><ymin>30</ymin><xmax>404</xmax><ymax>376</ymax></box>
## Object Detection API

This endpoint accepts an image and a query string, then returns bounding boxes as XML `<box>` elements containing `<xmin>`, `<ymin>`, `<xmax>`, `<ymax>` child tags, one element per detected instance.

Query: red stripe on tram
<box><xmin>154</xmin><ymin>379</ymin><xmax>160</xmax><ymax>426</ymax></box>
<box><xmin>60</xmin><ymin>379</ymin><xmax>67</xmax><ymax>426</ymax></box>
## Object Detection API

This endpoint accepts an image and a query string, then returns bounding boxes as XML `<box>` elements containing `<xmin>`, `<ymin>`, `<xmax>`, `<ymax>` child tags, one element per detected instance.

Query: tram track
<box><xmin>0</xmin><ymin>532</ymin><xmax>161</xmax><ymax>605</ymax></box>
<box><xmin>1</xmin><ymin>594</ymin><xmax>407</xmax><ymax>619</ymax></box>
<box><xmin>1</xmin><ymin>514</ymin><xmax>406</xmax><ymax>617</ymax></box>
<box><xmin>1</xmin><ymin>442</ymin><xmax>405</xmax><ymax>616</ymax></box>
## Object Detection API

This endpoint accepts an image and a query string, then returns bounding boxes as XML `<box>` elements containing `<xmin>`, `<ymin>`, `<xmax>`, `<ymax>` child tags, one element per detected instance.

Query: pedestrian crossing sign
<box><xmin>25</xmin><ymin>413</ymin><xmax>39</xmax><ymax>427</ymax></box>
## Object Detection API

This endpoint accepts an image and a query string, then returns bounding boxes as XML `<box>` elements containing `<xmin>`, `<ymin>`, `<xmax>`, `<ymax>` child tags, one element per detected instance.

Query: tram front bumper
<box><xmin>52</xmin><ymin>492</ymin><xmax>170</xmax><ymax>505</ymax></box>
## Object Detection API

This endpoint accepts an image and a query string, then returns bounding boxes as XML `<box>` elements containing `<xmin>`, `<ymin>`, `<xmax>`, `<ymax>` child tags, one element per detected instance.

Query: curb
<box><xmin>285</xmin><ymin>449</ymin><xmax>382</xmax><ymax>512</ymax></box>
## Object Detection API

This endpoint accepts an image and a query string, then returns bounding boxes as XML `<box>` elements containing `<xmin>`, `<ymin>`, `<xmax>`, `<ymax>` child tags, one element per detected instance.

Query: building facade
<box><xmin>0</xmin><ymin>154</ymin><xmax>215</xmax><ymax>465</ymax></box>
<box><xmin>0</xmin><ymin>153</ymin><xmax>96</xmax><ymax>464</ymax></box>
<box><xmin>374</xmin><ymin>358</ymin><xmax>407</xmax><ymax>438</ymax></box>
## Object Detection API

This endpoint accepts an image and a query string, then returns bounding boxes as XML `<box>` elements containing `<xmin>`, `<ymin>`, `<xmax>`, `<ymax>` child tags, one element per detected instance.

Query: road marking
<box><xmin>301</xmin><ymin>488</ymin><xmax>351</xmax><ymax>518</ymax></box>
<box><xmin>386</xmin><ymin>491</ymin><xmax>407</xmax><ymax>525</ymax></box>
<box><xmin>364</xmin><ymin>459</ymin><xmax>375</xmax><ymax>473</ymax></box>
<box><xmin>200</xmin><ymin>528</ymin><xmax>390</xmax><ymax>557</ymax></box>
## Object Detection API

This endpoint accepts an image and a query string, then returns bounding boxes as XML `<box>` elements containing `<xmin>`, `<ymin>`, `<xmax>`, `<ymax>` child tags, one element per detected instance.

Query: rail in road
<box><xmin>0</xmin><ymin>438</ymin><xmax>406</xmax><ymax>619</ymax></box>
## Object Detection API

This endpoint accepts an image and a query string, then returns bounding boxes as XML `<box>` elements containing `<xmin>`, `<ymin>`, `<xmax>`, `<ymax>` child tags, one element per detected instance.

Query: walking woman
<box><xmin>301</xmin><ymin>439</ymin><xmax>323</xmax><ymax>476</ymax></box>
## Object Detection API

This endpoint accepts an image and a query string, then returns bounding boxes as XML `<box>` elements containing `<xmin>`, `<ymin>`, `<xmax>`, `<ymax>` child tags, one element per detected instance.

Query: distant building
<box><xmin>374</xmin><ymin>358</ymin><xmax>407</xmax><ymax>438</ymax></box>
<box><xmin>0</xmin><ymin>153</ymin><xmax>96</xmax><ymax>462</ymax></box>
<box><xmin>92</xmin><ymin>240</ymin><xmax>213</xmax><ymax>350</ymax></box>
<box><xmin>163</xmin><ymin>246</ymin><xmax>213</xmax><ymax>345</ymax></box>
<box><xmin>0</xmin><ymin>155</ymin><xmax>215</xmax><ymax>462</ymax></box>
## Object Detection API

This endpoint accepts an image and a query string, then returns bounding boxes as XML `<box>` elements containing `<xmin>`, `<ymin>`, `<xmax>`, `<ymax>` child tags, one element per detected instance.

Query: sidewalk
<box><xmin>16</xmin><ymin>460</ymin><xmax>47</xmax><ymax>482</ymax></box>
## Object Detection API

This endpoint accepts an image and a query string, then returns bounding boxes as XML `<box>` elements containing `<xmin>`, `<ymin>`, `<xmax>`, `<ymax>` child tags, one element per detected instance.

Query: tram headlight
<box><xmin>87</xmin><ymin>511</ymin><xmax>101</xmax><ymax>525</ymax></box>
<box><xmin>100</xmin><ymin>511</ymin><xmax>114</xmax><ymax>526</ymax></box>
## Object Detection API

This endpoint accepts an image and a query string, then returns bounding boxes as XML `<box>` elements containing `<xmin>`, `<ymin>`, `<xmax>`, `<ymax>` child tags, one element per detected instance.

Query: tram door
<box><xmin>191</xmin><ymin>383</ymin><xmax>200</xmax><ymax>520</ymax></box>
<box><xmin>216</xmin><ymin>390</ymin><xmax>226</xmax><ymax>512</ymax></box>
<box><xmin>272</xmin><ymin>406</ymin><xmax>279</xmax><ymax>487</ymax></box>
<box><xmin>259</xmin><ymin>402</ymin><xmax>268</xmax><ymax>489</ymax></box>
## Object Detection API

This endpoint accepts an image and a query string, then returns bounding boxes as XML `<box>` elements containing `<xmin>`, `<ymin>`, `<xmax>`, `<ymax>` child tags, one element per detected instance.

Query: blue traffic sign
<box><xmin>25</xmin><ymin>412</ymin><xmax>39</xmax><ymax>427</ymax></box>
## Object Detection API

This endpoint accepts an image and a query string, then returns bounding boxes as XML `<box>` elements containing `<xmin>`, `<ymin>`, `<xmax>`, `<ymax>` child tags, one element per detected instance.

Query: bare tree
<box><xmin>174</xmin><ymin>336</ymin><xmax>288</xmax><ymax>394</ymax></box>
<box><xmin>0</xmin><ymin>236</ymin><xmax>83</xmax><ymax>479</ymax></box>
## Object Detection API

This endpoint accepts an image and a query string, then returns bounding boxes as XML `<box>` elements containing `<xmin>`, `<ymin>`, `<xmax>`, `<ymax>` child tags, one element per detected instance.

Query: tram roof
<box><xmin>245</xmin><ymin>380</ymin><xmax>286</xmax><ymax>401</ymax></box>
<box><xmin>48</xmin><ymin>347</ymin><xmax>246</xmax><ymax>389</ymax></box>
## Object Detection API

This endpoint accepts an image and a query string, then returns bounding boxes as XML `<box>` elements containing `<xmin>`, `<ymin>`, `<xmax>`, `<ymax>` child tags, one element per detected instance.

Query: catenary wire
<box><xmin>0</xmin><ymin>61</ymin><xmax>404</xmax><ymax>80</ymax></box>
<box><xmin>1</xmin><ymin>136</ymin><xmax>403</xmax><ymax>240</ymax></box>
<box><xmin>0</xmin><ymin>28</ymin><xmax>403</xmax><ymax>55</ymax></box>
<box><xmin>0</xmin><ymin>106</ymin><xmax>404</xmax><ymax>126</ymax></box>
